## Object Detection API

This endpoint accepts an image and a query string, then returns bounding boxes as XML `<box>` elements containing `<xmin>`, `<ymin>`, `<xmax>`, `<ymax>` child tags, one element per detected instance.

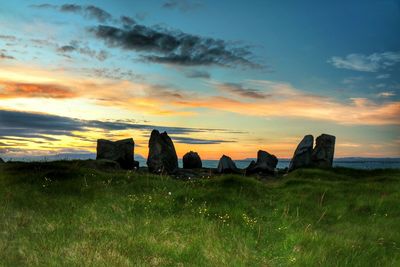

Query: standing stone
<box><xmin>96</xmin><ymin>138</ymin><xmax>135</xmax><ymax>169</ymax></box>
<box><xmin>147</xmin><ymin>130</ymin><xmax>178</xmax><ymax>174</ymax></box>
<box><xmin>183</xmin><ymin>151</ymin><xmax>202</xmax><ymax>169</ymax></box>
<box><xmin>0</xmin><ymin>158</ymin><xmax>4</xmax><ymax>163</ymax></box>
<box><xmin>246</xmin><ymin>150</ymin><xmax>278</xmax><ymax>174</ymax></box>
<box><xmin>217</xmin><ymin>155</ymin><xmax>239</xmax><ymax>174</ymax></box>
<box><xmin>288</xmin><ymin>135</ymin><xmax>314</xmax><ymax>172</ymax></box>
<box><xmin>311</xmin><ymin>134</ymin><xmax>336</xmax><ymax>168</ymax></box>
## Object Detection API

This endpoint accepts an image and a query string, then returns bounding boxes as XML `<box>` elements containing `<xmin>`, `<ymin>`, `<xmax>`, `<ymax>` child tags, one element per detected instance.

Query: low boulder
<box><xmin>288</xmin><ymin>135</ymin><xmax>314</xmax><ymax>172</ymax></box>
<box><xmin>96</xmin><ymin>138</ymin><xmax>135</xmax><ymax>169</ymax></box>
<box><xmin>183</xmin><ymin>151</ymin><xmax>202</xmax><ymax>169</ymax></box>
<box><xmin>311</xmin><ymin>134</ymin><xmax>336</xmax><ymax>168</ymax></box>
<box><xmin>246</xmin><ymin>150</ymin><xmax>278</xmax><ymax>174</ymax></box>
<box><xmin>147</xmin><ymin>130</ymin><xmax>178</xmax><ymax>174</ymax></box>
<box><xmin>217</xmin><ymin>155</ymin><xmax>239</xmax><ymax>174</ymax></box>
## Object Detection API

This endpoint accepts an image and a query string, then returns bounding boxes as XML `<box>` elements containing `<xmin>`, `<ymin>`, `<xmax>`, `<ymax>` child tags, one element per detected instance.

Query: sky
<box><xmin>0</xmin><ymin>0</ymin><xmax>399</xmax><ymax>160</ymax></box>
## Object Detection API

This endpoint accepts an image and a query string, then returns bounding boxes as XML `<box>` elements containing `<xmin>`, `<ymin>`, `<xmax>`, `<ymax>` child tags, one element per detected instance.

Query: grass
<box><xmin>0</xmin><ymin>161</ymin><xmax>399</xmax><ymax>266</ymax></box>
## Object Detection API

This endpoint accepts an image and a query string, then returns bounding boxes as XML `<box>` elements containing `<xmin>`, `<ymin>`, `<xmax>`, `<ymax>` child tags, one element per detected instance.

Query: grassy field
<box><xmin>0</xmin><ymin>161</ymin><xmax>399</xmax><ymax>266</ymax></box>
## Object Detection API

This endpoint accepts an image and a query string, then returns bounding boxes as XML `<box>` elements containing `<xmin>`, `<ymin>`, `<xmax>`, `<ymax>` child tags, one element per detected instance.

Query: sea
<box><xmin>3</xmin><ymin>154</ymin><xmax>399</xmax><ymax>170</ymax></box>
<box><xmin>184</xmin><ymin>158</ymin><xmax>400</xmax><ymax>170</ymax></box>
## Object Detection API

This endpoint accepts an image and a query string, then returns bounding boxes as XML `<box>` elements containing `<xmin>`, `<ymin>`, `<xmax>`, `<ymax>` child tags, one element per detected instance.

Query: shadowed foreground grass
<box><xmin>0</xmin><ymin>161</ymin><xmax>399</xmax><ymax>266</ymax></box>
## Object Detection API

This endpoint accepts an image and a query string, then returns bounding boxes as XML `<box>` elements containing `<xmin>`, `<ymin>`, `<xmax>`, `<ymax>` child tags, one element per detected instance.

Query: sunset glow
<box><xmin>1</xmin><ymin>1</ymin><xmax>399</xmax><ymax>160</ymax></box>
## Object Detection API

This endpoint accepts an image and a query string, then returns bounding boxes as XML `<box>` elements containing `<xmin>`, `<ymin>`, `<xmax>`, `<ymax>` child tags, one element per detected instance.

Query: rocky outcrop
<box><xmin>311</xmin><ymin>134</ymin><xmax>336</xmax><ymax>168</ymax></box>
<box><xmin>217</xmin><ymin>155</ymin><xmax>239</xmax><ymax>174</ymax></box>
<box><xmin>147</xmin><ymin>130</ymin><xmax>178</xmax><ymax>174</ymax></box>
<box><xmin>246</xmin><ymin>150</ymin><xmax>278</xmax><ymax>174</ymax></box>
<box><xmin>96</xmin><ymin>138</ymin><xmax>135</xmax><ymax>169</ymax></box>
<box><xmin>288</xmin><ymin>135</ymin><xmax>314</xmax><ymax>172</ymax></box>
<box><xmin>183</xmin><ymin>151</ymin><xmax>202</xmax><ymax>169</ymax></box>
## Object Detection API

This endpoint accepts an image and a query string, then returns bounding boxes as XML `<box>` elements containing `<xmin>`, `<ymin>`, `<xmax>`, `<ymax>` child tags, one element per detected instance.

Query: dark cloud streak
<box><xmin>218</xmin><ymin>83</ymin><xmax>269</xmax><ymax>99</ymax></box>
<box><xmin>0</xmin><ymin>110</ymin><xmax>243</xmax><ymax>145</ymax></box>
<box><xmin>162</xmin><ymin>0</ymin><xmax>203</xmax><ymax>12</ymax></box>
<box><xmin>89</xmin><ymin>24</ymin><xmax>261</xmax><ymax>68</ymax></box>
<box><xmin>32</xmin><ymin>3</ymin><xmax>112</xmax><ymax>23</ymax></box>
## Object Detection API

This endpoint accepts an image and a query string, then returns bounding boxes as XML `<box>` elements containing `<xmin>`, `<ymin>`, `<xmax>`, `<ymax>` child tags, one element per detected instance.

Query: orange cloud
<box><xmin>0</xmin><ymin>81</ymin><xmax>77</xmax><ymax>98</ymax></box>
<box><xmin>171</xmin><ymin>82</ymin><xmax>400</xmax><ymax>126</ymax></box>
<box><xmin>1</xmin><ymin>63</ymin><xmax>399</xmax><ymax>125</ymax></box>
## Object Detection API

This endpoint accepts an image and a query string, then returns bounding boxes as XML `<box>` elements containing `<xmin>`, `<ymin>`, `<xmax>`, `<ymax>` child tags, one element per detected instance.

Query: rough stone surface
<box><xmin>183</xmin><ymin>151</ymin><xmax>202</xmax><ymax>169</ymax></box>
<box><xmin>246</xmin><ymin>150</ymin><xmax>278</xmax><ymax>174</ymax></box>
<box><xmin>147</xmin><ymin>130</ymin><xmax>178</xmax><ymax>174</ymax></box>
<box><xmin>288</xmin><ymin>135</ymin><xmax>314</xmax><ymax>172</ymax></box>
<box><xmin>96</xmin><ymin>138</ymin><xmax>135</xmax><ymax>169</ymax></box>
<box><xmin>311</xmin><ymin>134</ymin><xmax>336</xmax><ymax>168</ymax></box>
<box><xmin>217</xmin><ymin>155</ymin><xmax>239</xmax><ymax>174</ymax></box>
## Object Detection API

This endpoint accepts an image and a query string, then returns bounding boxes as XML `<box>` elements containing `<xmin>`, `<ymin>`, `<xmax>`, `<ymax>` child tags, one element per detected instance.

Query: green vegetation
<box><xmin>1</xmin><ymin>161</ymin><xmax>399</xmax><ymax>266</ymax></box>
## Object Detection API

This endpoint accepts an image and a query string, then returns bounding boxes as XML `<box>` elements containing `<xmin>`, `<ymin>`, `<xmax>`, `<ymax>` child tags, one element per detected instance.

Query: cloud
<box><xmin>170</xmin><ymin>80</ymin><xmax>400</xmax><ymax>125</ymax></box>
<box><xmin>58</xmin><ymin>45</ymin><xmax>75</xmax><ymax>53</ymax></box>
<box><xmin>376</xmin><ymin>74</ymin><xmax>391</xmax><ymax>79</ymax></box>
<box><xmin>32</xmin><ymin>3</ymin><xmax>112</xmax><ymax>23</ymax></box>
<box><xmin>80</xmin><ymin>67</ymin><xmax>143</xmax><ymax>81</ymax></box>
<box><xmin>328</xmin><ymin>51</ymin><xmax>400</xmax><ymax>72</ymax></box>
<box><xmin>31</xmin><ymin>3</ymin><xmax>259</xmax><ymax>68</ymax></box>
<box><xmin>377</xmin><ymin>91</ymin><xmax>396</xmax><ymax>97</ymax></box>
<box><xmin>120</xmin><ymin>16</ymin><xmax>136</xmax><ymax>27</ymax></box>
<box><xmin>57</xmin><ymin>41</ymin><xmax>109</xmax><ymax>61</ymax></box>
<box><xmin>0</xmin><ymin>53</ymin><xmax>15</xmax><ymax>60</ymax></box>
<box><xmin>185</xmin><ymin>70</ymin><xmax>211</xmax><ymax>79</ymax></box>
<box><xmin>0</xmin><ymin>35</ymin><xmax>17</xmax><ymax>41</ymax></box>
<box><xmin>217</xmin><ymin>82</ymin><xmax>268</xmax><ymax>99</ymax></box>
<box><xmin>89</xmin><ymin>25</ymin><xmax>261</xmax><ymax>68</ymax></box>
<box><xmin>0</xmin><ymin>81</ymin><xmax>76</xmax><ymax>98</ymax></box>
<box><xmin>162</xmin><ymin>0</ymin><xmax>203</xmax><ymax>12</ymax></box>
<box><xmin>172</xmin><ymin>136</ymin><xmax>235</xmax><ymax>144</ymax></box>
<box><xmin>0</xmin><ymin>109</ymin><xmax>243</xmax><ymax>143</ymax></box>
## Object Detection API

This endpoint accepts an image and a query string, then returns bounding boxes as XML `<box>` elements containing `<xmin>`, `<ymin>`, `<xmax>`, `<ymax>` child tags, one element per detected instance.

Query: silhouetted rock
<box><xmin>96</xmin><ymin>138</ymin><xmax>135</xmax><ymax>169</ymax></box>
<box><xmin>311</xmin><ymin>134</ymin><xmax>336</xmax><ymax>168</ymax></box>
<box><xmin>147</xmin><ymin>130</ymin><xmax>178</xmax><ymax>174</ymax></box>
<box><xmin>217</xmin><ymin>155</ymin><xmax>239</xmax><ymax>174</ymax></box>
<box><xmin>183</xmin><ymin>151</ymin><xmax>202</xmax><ymax>169</ymax></box>
<box><xmin>246</xmin><ymin>150</ymin><xmax>278</xmax><ymax>174</ymax></box>
<box><xmin>288</xmin><ymin>135</ymin><xmax>314</xmax><ymax>172</ymax></box>
<box><xmin>0</xmin><ymin>158</ymin><xmax>4</xmax><ymax>163</ymax></box>
<box><xmin>133</xmin><ymin>160</ymin><xmax>140</xmax><ymax>169</ymax></box>
<box><xmin>93</xmin><ymin>159</ymin><xmax>121</xmax><ymax>170</ymax></box>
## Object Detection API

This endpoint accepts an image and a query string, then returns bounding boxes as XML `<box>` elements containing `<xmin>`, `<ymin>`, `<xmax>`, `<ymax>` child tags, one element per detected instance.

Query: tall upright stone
<box><xmin>246</xmin><ymin>150</ymin><xmax>278</xmax><ymax>174</ymax></box>
<box><xmin>96</xmin><ymin>138</ymin><xmax>135</xmax><ymax>169</ymax></box>
<box><xmin>311</xmin><ymin>134</ymin><xmax>336</xmax><ymax>168</ymax></box>
<box><xmin>288</xmin><ymin>135</ymin><xmax>314</xmax><ymax>172</ymax></box>
<box><xmin>147</xmin><ymin>130</ymin><xmax>178</xmax><ymax>174</ymax></box>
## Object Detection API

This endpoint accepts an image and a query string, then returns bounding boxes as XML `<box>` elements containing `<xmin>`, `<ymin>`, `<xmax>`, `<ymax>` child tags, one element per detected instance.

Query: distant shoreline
<box><xmin>2</xmin><ymin>155</ymin><xmax>400</xmax><ymax>170</ymax></box>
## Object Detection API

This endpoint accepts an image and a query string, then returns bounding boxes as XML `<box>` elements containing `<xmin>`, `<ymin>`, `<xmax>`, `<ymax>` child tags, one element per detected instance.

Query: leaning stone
<box><xmin>217</xmin><ymin>155</ymin><xmax>239</xmax><ymax>174</ymax></box>
<box><xmin>96</xmin><ymin>138</ymin><xmax>135</xmax><ymax>169</ymax></box>
<box><xmin>311</xmin><ymin>134</ymin><xmax>336</xmax><ymax>168</ymax></box>
<box><xmin>246</xmin><ymin>150</ymin><xmax>278</xmax><ymax>174</ymax></box>
<box><xmin>183</xmin><ymin>151</ymin><xmax>202</xmax><ymax>169</ymax></box>
<box><xmin>147</xmin><ymin>130</ymin><xmax>178</xmax><ymax>174</ymax></box>
<box><xmin>288</xmin><ymin>135</ymin><xmax>314</xmax><ymax>172</ymax></box>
